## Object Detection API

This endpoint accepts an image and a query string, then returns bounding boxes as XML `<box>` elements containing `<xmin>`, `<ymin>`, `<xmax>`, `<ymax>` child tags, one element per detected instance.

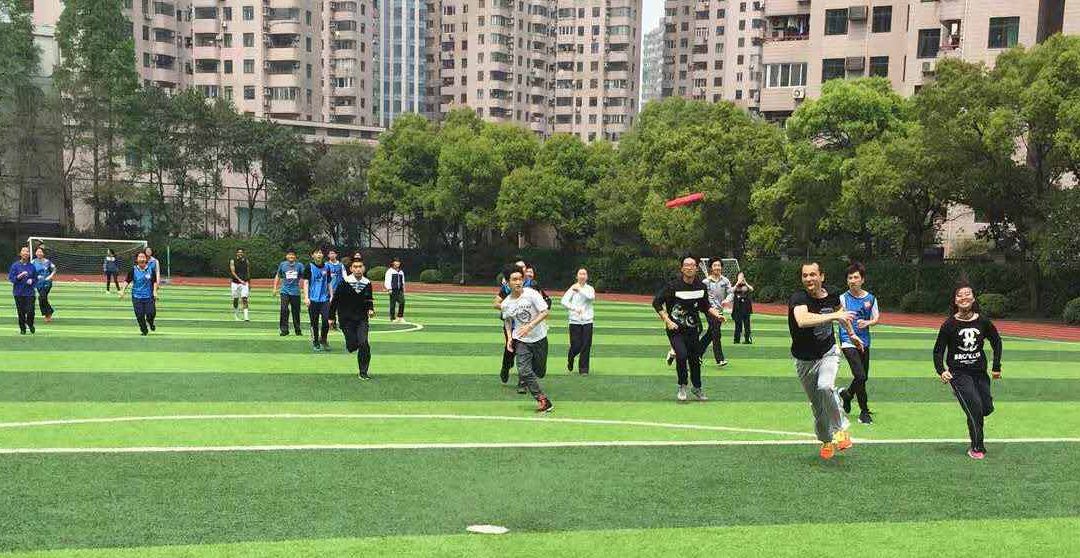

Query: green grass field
<box><xmin>1</xmin><ymin>282</ymin><xmax>1079</xmax><ymax>557</ymax></box>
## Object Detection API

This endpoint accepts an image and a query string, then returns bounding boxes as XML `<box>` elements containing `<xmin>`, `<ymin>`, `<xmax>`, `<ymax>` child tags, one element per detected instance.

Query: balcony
<box><xmin>150</xmin><ymin>66</ymin><xmax>179</xmax><ymax>83</ymax></box>
<box><xmin>150</xmin><ymin>40</ymin><xmax>179</xmax><ymax>59</ymax></box>
<box><xmin>267</xmin><ymin>46</ymin><xmax>303</xmax><ymax>61</ymax></box>
<box><xmin>191</xmin><ymin>17</ymin><xmax>219</xmax><ymax>34</ymax></box>
<box><xmin>267</xmin><ymin>98</ymin><xmax>305</xmax><ymax>115</ymax></box>
<box><xmin>331</xmin><ymin>47</ymin><xmax>357</xmax><ymax>60</ymax></box>
<box><xmin>266</xmin><ymin>72</ymin><xmax>302</xmax><ymax>88</ymax></box>
<box><xmin>764</xmin><ymin>0</ymin><xmax>811</xmax><ymax>17</ymax></box>
<box><xmin>332</xmin><ymin>85</ymin><xmax>357</xmax><ymax>98</ymax></box>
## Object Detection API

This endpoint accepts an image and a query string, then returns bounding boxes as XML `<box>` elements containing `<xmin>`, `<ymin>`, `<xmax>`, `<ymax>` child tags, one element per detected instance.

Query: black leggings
<box><xmin>668</xmin><ymin>328</ymin><xmax>704</xmax><ymax>388</ymax></box>
<box><xmin>105</xmin><ymin>272</ymin><xmax>120</xmax><ymax>291</ymax></box>
<box><xmin>133</xmin><ymin>297</ymin><xmax>156</xmax><ymax>334</ymax></box>
<box><xmin>951</xmin><ymin>372</ymin><xmax>994</xmax><ymax>451</ymax></box>
<box><xmin>389</xmin><ymin>290</ymin><xmax>405</xmax><ymax>319</ymax></box>
<box><xmin>501</xmin><ymin>327</ymin><xmax>516</xmax><ymax>376</ymax></box>
<box><xmin>698</xmin><ymin>314</ymin><xmax>725</xmax><ymax>363</ymax></box>
<box><xmin>37</xmin><ymin>286</ymin><xmax>54</xmax><ymax>317</ymax></box>
<box><xmin>279</xmin><ymin>294</ymin><xmax>301</xmax><ymax>334</ymax></box>
<box><xmin>14</xmin><ymin>295</ymin><xmax>34</xmax><ymax>332</ymax></box>
<box><xmin>342</xmin><ymin>320</ymin><xmax>371</xmax><ymax>375</ymax></box>
<box><xmin>733</xmin><ymin>312</ymin><xmax>751</xmax><ymax>342</ymax></box>
<box><xmin>842</xmin><ymin>346</ymin><xmax>871</xmax><ymax>412</ymax></box>
<box><xmin>568</xmin><ymin>323</ymin><xmax>594</xmax><ymax>373</ymax></box>
<box><xmin>308</xmin><ymin>300</ymin><xmax>330</xmax><ymax>345</ymax></box>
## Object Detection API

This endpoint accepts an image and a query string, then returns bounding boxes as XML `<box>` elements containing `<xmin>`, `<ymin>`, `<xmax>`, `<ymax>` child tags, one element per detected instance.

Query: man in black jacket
<box><xmin>653</xmin><ymin>256</ymin><xmax>724</xmax><ymax>402</ymax></box>
<box><xmin>329</xmin><ymin>258</ymin><xmax>376</xmax><ymax>380</ymax></box>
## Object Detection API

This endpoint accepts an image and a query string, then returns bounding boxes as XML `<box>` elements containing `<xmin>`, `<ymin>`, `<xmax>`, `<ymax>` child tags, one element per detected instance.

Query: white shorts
<box><xmin>231</xmin><ymin>282</ymin><xmax>250</xmax><ymax>298</ymax></box>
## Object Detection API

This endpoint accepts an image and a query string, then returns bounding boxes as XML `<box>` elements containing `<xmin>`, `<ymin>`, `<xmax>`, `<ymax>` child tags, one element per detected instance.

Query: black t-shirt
<box><xmin>933</xmin><ymin>315</ymin><xmax>1002</xmax><ymax>375</ymax></box>
<box><xmin>232</xmin><ymin>258</ymin><xmax>249</xmax><ymax>283</ymax></box>
<box><xmin>788</xmin><ymin>287</ymin><xmax>842</xmax><ymax>360</ymax></box>
<box><xmin>652</xmin><ymin>277</ymin><xmax>712</xmax><ymax>331</ymax></box>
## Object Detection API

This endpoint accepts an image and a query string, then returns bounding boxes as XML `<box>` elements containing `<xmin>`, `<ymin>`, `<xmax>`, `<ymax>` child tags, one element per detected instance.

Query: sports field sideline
<box><xmin>1</xmin><ymin>282</ymin><xmax>1079</xmax><ymax>557</ymax></box>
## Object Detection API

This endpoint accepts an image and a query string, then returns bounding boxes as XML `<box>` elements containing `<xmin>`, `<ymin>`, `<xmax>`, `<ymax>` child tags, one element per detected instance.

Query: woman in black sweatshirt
<box><xmin>932</xmin><ymin>284</ymin><xmax>1002</xmax><ymax>460</ymax></box>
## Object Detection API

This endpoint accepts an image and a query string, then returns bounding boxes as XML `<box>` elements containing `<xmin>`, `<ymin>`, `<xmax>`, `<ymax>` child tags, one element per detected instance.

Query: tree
<box><xmin>54</xmin><ymin>0</ymin><xmax>139</xmax><ymax>234</ymax></box>
<box><xmin>309</xmin><ymin>142</ymin><xmax>389</xmax><ymax>247</ymax></box>
<box><xmin>751</xmin><ymin>78</ymin><xmax>909</xmax><ymax>258</ymax></box>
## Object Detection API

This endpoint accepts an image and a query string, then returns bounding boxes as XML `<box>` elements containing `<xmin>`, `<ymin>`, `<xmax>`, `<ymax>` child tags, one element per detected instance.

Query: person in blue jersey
<box><xmin>325</xmin><ymin>250</ymin><xmax>345</xmax><ymax>330</ymax></box>
<box><xmin>329</xmin><ymin>258</ymin><xmax>376</xmax><ymax>380</ymax></box>
<box><xmin>9</xmin><ymin>246</ymin><xmax>37</xmax><ymax>334</ymax></box>
<box><xmin>838</xmin><ymin>262</ymin><xmax>880</xmax><ymax>425</ymax></box>
<box><xmin>303</xmin><ymin>248</ymin><xmax>334</xmax><ymax>351</ymax></box>
<box><xmin>272</xmin><ymin>249</ymin><xmax>304</xmax><ymax>336</ymax></box>
<box><xmin>32</xmin><ymin>247</ymin><xmax>57</xmax><ymax>323</ymax></box>
<box><xmin>104</xmin><ymin>249</ymin><xmax>120</xmax><ymax>292</ymax></box>
<box><xmin>118</xmin><ymin>252</ymin><xmax>159</xmax><ymax>336</ymax></box>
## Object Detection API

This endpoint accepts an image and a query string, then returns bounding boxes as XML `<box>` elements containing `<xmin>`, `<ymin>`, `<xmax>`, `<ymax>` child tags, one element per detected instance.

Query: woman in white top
<box><xmin>561</xmin><ymin>267</ymin><xmax>596</xmax><ymax>375</ymax></box>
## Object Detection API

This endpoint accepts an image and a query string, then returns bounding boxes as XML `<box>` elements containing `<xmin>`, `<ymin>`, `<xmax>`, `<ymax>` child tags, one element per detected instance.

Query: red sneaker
<box><xmin>819</xmin><ymin>442</ymin><xmax>836</xmax><ymax>460</ymax></box>
<box><xmin>536</xmin><ymin>396</ymin><xmax>554</xmax><ymax>413</ymax></box>
<box><xmin>835</xmin><ymin>431</ymin><xmax>853</xmax><ymax>451</ymax></box>
<box><xmin>967</xmin><ymin>449</ymin><xmax>985</xmax><ymax>460</ymax></box>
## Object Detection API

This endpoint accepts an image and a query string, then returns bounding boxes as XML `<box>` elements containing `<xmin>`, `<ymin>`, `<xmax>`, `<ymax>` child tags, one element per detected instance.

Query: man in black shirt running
<box><xmin>788</xmin><ymin>262</ymin><xmax>862</xmax><ymax>460</ymax></box>
<box><xmin>653</xmin><ymin>256</ymin><xmax>723</xmax><ymax>402</ymax></box>
<box><xmin>329</xmin><ymin>258</ymin><xmax>376</xmax><ymax>380</ymax></box>
<box><xmin>229</xmin><ymin>249</ymin><xmax>251</xmax><ymax>321</ymax></box>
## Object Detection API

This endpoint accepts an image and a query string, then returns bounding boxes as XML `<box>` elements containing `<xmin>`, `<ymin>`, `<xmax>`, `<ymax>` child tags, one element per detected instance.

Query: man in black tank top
<box><xmin>230</xmin><ymin>248</ymin><xmax>251</xmax><ymax>321</ymax></box>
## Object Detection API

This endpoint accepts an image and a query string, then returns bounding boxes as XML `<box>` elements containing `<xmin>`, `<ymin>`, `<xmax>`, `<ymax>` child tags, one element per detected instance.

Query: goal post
<box><xmin>699</xmin><ymin>257</ymin><xmax>741</xmax><ymax>280</ymax></box>
<box><xmin>27</xmin><ymin>237</ymin><xmax>149</xmax><ymax>280</ymax></box>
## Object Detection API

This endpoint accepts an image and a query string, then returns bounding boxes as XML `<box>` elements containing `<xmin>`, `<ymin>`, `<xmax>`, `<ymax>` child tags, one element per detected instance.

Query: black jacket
<box><xmin>329</xmin><ymin>277</ymin><xmax>374</xmax><ymax>323</ymax></box>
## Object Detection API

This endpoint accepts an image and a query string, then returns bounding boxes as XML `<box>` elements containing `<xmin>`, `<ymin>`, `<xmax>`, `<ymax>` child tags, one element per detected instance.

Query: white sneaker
<box><xmin>717</xmin><ymin>360</ymin><xmax>728</xmax><ymax>367</ymax></box>
<box><xmin>677</xmin><ymin>385</ymin><xmax>688</xmax><ymax>402</ymax></box>
<box><xmin>691</xmin><ymin>387</ymin><xmax>709</xmax><ymax>401</ymax></box>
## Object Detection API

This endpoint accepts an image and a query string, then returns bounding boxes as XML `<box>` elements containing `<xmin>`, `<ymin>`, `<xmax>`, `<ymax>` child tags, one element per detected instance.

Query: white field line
<box><xmin>3</xmin><ymin>437</ymin><xmax>1080</xmax><ymax>455</ymax></box>
<box><xmin>4</xmin><ymin>322</ymin><xmax>425</xmax><ymax>336</ymax></box>
<box><xmin>0</xmin><ymin>413</ymin><xmax>814</xmax><ymax>438</ymax></box>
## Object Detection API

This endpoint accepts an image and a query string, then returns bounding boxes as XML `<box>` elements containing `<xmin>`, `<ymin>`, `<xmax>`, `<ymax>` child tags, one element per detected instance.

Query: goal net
<box><xmin>27</xmin><ymin>237</ymin><xmax>149</xmax><ymax>280</ymax></box>
<box><xmin>699</xmin><ymin>257</ymin><xmax>741</xmax><ymax>280</ymax></box>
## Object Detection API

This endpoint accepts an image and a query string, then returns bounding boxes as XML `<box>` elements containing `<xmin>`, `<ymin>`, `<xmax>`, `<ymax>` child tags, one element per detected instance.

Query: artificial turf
<box><xmin>1</xmin><ymin>283</ymin><xmax>1078</xmax><ymax>556</ymax></box>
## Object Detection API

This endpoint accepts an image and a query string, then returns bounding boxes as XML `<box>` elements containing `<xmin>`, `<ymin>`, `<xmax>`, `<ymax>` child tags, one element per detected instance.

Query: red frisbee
<box><xmin>665</xmin><ymin>192</ymin><xmax>705</xmax><ymax>208</ymax></box>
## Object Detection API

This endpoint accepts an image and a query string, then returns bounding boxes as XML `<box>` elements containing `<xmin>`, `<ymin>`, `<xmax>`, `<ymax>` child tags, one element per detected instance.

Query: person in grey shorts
<box><xmin>501</xmin><ymin>268</ymin><xmax>554</xmax><ymax>413</ymax></box>
<box><xmin>787</xmin><ymin>262</ymin><xmax>863</xmax><ymax>460</ymax></box>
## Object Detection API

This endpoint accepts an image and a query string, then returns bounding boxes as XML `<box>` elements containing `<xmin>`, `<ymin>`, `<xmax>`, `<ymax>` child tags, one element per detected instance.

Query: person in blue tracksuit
<box><xmin>303</xmin><ymin>248</ymin><xmax>334</xmax><ymax>351</ymax></box>
<box><xmin>118</xmin><ymin>252</ymin><xmax>159</xmax><ymax>335</ymax></box>
<box><xmin>326</xmin><ymin>249</ymin><xmax>344</xmax><ymax>330</ymax></box>
<box><xmin>9</xmin><ymin>246</ymin><xmax>37</xmax><ymax>334</ymax></box>
<box><xmin>272</xmin><ymin>249</ymin><xmax>304</xmax><ymax>336</ymax></box>
<box><xmin>32</xmin><ymin>246</ymin><xmax>57</xmax><ymax>322</ymax></box>
<box><xmin>838</xmin><ymin>262</ymin><xmax>880</xmax><ymax>425</ymax></box>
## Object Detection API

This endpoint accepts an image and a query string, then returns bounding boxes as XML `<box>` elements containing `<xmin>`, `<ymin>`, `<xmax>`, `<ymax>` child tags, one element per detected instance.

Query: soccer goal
<box><xmin>699</xmin><ymin>257</ymin><xmax>741</xmax><ymax>279</ymax></box>
<box><xmin>27</xmin><ymin>237</ymin><xmax>148</xmax><ymax>280</ymax></box>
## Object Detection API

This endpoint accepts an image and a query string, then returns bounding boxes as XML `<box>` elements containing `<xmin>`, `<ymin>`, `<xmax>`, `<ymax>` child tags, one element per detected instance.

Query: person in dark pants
<box><xmin>698</xmin><ymin>259</ymin><xmax>732</xmax><ymax>366</ymax></box>
<box><xmin>732</xmin><ymin>271</ymin><xmax>754</xmax><ymax>344</ymax></box>
<box><xmin>32</xmin><ymin>247</ymin><xmax>57</xmax><ymax>322</ymax></box>
<box><xmin>561</xmin><ymin>267</ymin><xmax>596</xmax><ymax>375</ymax></box>
<box><xmin>653</xmin><ymin>256</ymin><xmax>723</xmax><ymax>402</ymax></box>
<box><xmin>303</xmin><ymin>248</ymin><xmax>333</xmax><ymax>351</ymax></box>
<box><xmin>933</xmin><ymin>284</ymin><xmax>1002</xmax><ymax>460</ymax></box>
<box><xmin>493</xmin><ymin>260</ymin><xmax>527</xmax><ymax>384</ymax></box>
<box><xmin>501</xmin><ymin>269</ymin><xmax>554</xmax><ymax>412</ymax></box>
<box><xmin>384</xmin><ymin>257</ymin><xmax>406</xmax><ymax>322</ymax></box>
<box><xmin>272</xmin><ymin>249</ymin><xmax>304</xmax><ymax>336</ymax></box>
<box><xmin>104</xmin><ymin>249</ymin><xmax>120</xmax><ymax>292</ymax></box>
<box><xmin>229</xmin><ymin>248</ymin><xmax>251</xmax><ymax>322</ymax></box>
<box><xmin>329</xmin><ymin>258</ymin><xmax>376</xmax><ymax>380</ymax></box>
<box><xmin>9</xmin><ymin>246</ymin><xmax>37</xmax><ymax>334</ymax></box>
<box><xmin>118</xmin><ymin>252</ymin><xmax>158</xmax><ymax>335</ymax></box>
<box><xmin>838</xmin><ymin>262</ymin><xmax>880</xmax><ymax>425</ymax></box>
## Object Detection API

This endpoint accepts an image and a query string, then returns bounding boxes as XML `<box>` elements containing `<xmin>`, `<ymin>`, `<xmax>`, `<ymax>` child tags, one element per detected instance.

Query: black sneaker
<box><xmin>516</xmin><ymin>382</ymin><xmax>527</xmax><ymax>394</ymax></box>
<box><xmin>745</xmin><ymin>337</ymin><xmax>753</xmax><ymax>344</ymax></box>
<box><xmin>313</xmin><ymin>343</ymin><xmax>322</xmax><ymax>352</ymax></box>
<box><xmin>858</xmin><ymin>411</ymin><xmax>874</xmax><ymax>425</ymax></box>
<box><xmin>358</xmin><ymin>371</ymin><xmax>371</xmax><ymax>380</ymax></box>
<box><xmin>499</xmin><ymin>368</ymin><xmax>510</xmax><ymax>384</ymax></box>
<box><xmin>579</xmin><ymin>370</ymin><xmax>589</xmax><ymax>376</ymax></box>
<box><xmin>280</xmin><ymin>331</ymin><xmax>289</xmax><ymax>336</ymax></box>
<box><xmin>840</xmin><ymin>389</ymin><xmax>853</xmax><ymax>414</ymax></box>
<box><xmin>295</xmin><ymin>329</ymin><xmax>303</xmax><ymax>336</ymax></box>
<box><xmin>29</xmin><ymin>324</ymin><xmax>35</xmax><ymax>334</ymax></box>
<box><xmin>140</xmin><ymin>330</ymin><xmax>148</xmax><ymax>336</ymax></box>
<box><xmin>733</xmin><ymin>338</ymin><xmax>741</xmax><ymax>344</ymax></box>
<box><xmin>567</xmin><ymin>358</ymin><xmax>574</xmax><ymax>373</ymax></box>
<box><xmin>19</xmin><ymin>330</ymin><xmax>26</xmax><ymax>335</ymax></box>
<box><xmin>321</xmin><ymin>343</ymin><xmax>331</xmax><ymax>351</ymax></box>
<box><xmin>148</xmin><ymin>322</ymin><xmax>155</xmax><ymax>332</ymax></box>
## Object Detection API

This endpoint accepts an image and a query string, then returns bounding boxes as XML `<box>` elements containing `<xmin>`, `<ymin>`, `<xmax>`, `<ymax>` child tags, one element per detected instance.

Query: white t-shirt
<box><xmin>501</xmin><ymin>287</ymin><xmax>549</xmax><ymax>343</ymax></box>
<box><xmin>560</xmin><ymin>284</ymin><xmax>595</xmax><ymax>325</ymax></box>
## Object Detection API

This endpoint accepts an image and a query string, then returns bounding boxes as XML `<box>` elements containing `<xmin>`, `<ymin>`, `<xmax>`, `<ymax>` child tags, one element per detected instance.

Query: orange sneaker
<box><xmin>835</xmin><ymin>431</ymin><xmax>853</xmax><ymax>451</ymax></box>
<box><xmin>819</xmin><ymin>442</ymin><xmax>836</xmax><ymax>460</ymax></box>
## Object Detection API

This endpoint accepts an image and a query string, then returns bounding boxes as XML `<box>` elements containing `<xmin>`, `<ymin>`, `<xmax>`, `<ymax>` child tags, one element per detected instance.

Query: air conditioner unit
<box><xmin>792</xmin><ymin>87</ymin><xmax>806</xmax><ymax>99</ymax></box>
<box><xmin>845</xmin><ymin>56</ymin><xmax>865</xmax><ymax>71</ymax></box>
<box><xmin>848</xmin><ymin>5</ymin><xmax>868</xmax><ymax>21</ymax></box>
<box><xmin>922</xmin><ymin>61</ymin><xmax>935</xmax><ymax>75</ymax></box>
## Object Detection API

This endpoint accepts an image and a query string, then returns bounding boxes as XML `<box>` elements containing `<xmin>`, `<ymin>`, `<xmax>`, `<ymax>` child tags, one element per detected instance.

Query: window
<box><xmin>223</xmin><ymin>86</ymin><xmax>233</xmax><ymax>100</ymax></box>
<box><xmin>22</xmin><ymin>188</ymin><xmax>39</xmax><ymax>216</ymax></box>
<box><xmin>223</xmin><ymin>60</ymin><xmax>233</xmax><ymax>73</ymax></box>
<box><xmin>243</xmin><ymin>59</ymin><xmax>254</xmax><ymax>73</ymax></box>
<box><xmin>243</xmin><ymin>33</ymin><xmax>254</xmax><ymax>47</ymax></box>
<box><xmin>869</xmin><ymin>56</ymin><xmax>889</xmax><ymax>77</ymax></box>
<box><xmin>918</xmin><ymin>28</ymin><xmax>941</xmax><ymax>58</ymax></box>
<box><xmin>222</xmin><ymin>7</ymin><xmax>232</xmax><ymax>20</ymax></box>
<box><xmin>822</xmin><ymin>58</ymin><xmax>845</xmax><ymax>82</ymax></box>
<box><xmin>244</xmin><ymin>85</ymin><xmax>256</xmax><ymax>99</ymax></box>
<box><xmin>988</xmin><ymin>17</ymin><xmax>1020</xmax><ymax>49</ymax></box>
<box><xmin>306</xmin><ymin>37</ymin><xmax>312</xmax><ymax>51</ymax></box>
<box><xmin>223</xmin><ymin>33</ymin><xmax>232</xmax><ymax>47</ymax></box>
<box><xmin>872</xmin><ymin>6</ymin><xmax>891</xmax><ymax>33</ymax></box>
<box><xmin>825</xmin><ymin>9</ymin><xmax>848</xmax><ymax>35</ymax></box>
<box><xmin>143</xmin><ymin>52</ymin><xmax>151</xmax><ymax>67</ymax></box>
<box><xmin>765</xmin><ymin>63</ymin><xmax>807</xmax><ymax>87</ymax></box>
<box><xmin>242</xmin><ymin>6</ymin><xmax>254</xmax><ymax>20</ymax></box>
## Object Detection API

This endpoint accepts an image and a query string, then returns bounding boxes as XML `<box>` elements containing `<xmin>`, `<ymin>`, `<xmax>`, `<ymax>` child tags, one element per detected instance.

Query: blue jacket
<box><xmin>9</xmin><ymin>261</ymin><xmax>37</xmax><ymax>297</ymax></box>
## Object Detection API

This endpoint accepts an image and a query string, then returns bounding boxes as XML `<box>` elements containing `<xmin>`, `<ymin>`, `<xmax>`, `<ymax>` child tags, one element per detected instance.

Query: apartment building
<box><xmin>426</xmin><ymin>0</ymin><xmax>642</xmax><ymax>142</ymax></box>
<box><xmin>377</xmin><ymin>0</ymin><xmax>429</xmax><ymax>126</ymax></box>
<box><xmin>756</xmin><ymin>0</ymin><xmax>1069</xmax><ymax>119</ymax></box>
<box><xmin>641</xmin><ymin>22</ymin><xmax>665</xmax><ymax>106</ymax></box>
<box><xmin>661</xmin><ymin>0</ymin><xmax>766</xmax><ymax>111</ymax></box>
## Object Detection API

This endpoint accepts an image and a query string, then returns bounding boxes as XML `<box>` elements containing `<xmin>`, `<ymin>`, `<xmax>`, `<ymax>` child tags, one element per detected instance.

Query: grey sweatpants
<box><xmin>514</xmin><ymin>338</ymin><xmax>548</xmax><ymax>399</ymax></box>
<box><xmin>795</xmin><ymin>346</ymin><xmax>850</xmax><ymax>443</ymax></box>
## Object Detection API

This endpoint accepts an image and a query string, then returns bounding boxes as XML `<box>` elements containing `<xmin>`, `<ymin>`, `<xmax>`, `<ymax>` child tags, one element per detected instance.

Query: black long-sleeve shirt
<box><xmin>652</xmin><ymin>277</ymin><xmax>712</xmax><ymax>331</ymax></box>
<box><xmin>329</xmin><ymin>276</ymin><xmax>374</xmax><ymax>323</ymax></box>
<box><xmin>933</xmin><ymin>315</ymin><xmax>1002</xmax><ymax>375</ymax></box>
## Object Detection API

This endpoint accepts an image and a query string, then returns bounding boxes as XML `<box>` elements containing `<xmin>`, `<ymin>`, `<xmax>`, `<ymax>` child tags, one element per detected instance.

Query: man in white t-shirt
<box><xmin>560</xmin><ymin>267</ymin><xmax>595</xmax><ymax>375</ymax></box>
<box><xmin>501</xmin><ymin>269</ymin><xmax>554</xmax><ymax>413</ymax></box>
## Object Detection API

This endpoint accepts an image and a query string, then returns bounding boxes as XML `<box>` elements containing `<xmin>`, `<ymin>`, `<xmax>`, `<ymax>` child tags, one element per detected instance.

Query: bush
<box><xmin>977</xmin><ymin>293</ymin><xmax>1008</xmax><ymax>318</ymax></box>
<box><xmin>755</xmin><ymin>285</ymin><xmax>782</xmax><ymax>303</ymax></box>
<box><xmin>900</xmin><ymin>291</ymin><xmax>932</xmax><ymax>314</ymax></box>
<box><xmin>367</xmin><ymin>266</ymin><xmax>387</xmax><ymax>282</ymax></box>
<box><xmin>419</xmin><ymin>269</ymin><xmax>444</xmax><ymax>283</ymax></box>
<box><xmin>452</xmin><ymin>272</ymin><xmax>466</xmax><ymax>285</ymax></box>
<box><xmin>1064</xmin><ymin>297</ymin><xmax>1080</xmax><ymax>325</ymax></box>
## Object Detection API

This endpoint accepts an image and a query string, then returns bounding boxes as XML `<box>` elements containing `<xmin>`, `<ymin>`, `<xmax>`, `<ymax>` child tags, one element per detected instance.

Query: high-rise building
<box><xmin>661</xmin><ymin>0</ymin><xmax>766</xmax><ymax>111</ymax></box>
<box><xmin>376</xmin><ymin>0</ymin><xmax>428</xmax><ymax>126</ymax></box>
<box><xmin>641</xmin><ymin>22</ymin><xmax>665</xmax><ymax>106</ymax></box>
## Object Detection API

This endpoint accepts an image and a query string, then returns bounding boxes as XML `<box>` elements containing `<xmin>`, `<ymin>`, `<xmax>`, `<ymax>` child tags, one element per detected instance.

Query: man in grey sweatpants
<box><xmin>501</xmin><ymin>269</ymin><xmax>554</xmax><ymax>413</ymax></box>
<box><xmin>787</xmin><ymin>262</ymin><xmax>862</xmax><ymax>459</ymax></box>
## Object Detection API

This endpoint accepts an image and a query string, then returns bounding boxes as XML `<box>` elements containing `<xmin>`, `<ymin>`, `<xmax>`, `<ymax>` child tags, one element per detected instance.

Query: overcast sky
<box><xmin>643</xmin><ymin>0</ymin><xmax>663</xmax><ymax>35</ymax></box>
